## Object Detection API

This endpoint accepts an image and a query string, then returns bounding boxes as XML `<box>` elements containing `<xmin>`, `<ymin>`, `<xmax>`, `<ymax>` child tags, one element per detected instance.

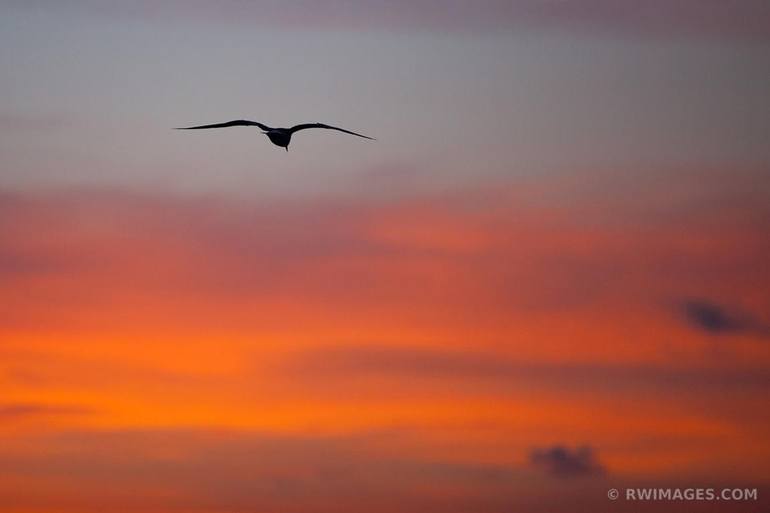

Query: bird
<box><xmin>175</xmin><ymin>119</ymin><xmax>374</xmax><ymax>151</ymax></box>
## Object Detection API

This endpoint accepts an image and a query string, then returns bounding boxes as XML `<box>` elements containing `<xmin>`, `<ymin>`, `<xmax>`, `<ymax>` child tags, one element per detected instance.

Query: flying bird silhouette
<box><xmin>175</xmin><ymin>120</ymin><xmax>374</xmax><ymax>151</ymax></box>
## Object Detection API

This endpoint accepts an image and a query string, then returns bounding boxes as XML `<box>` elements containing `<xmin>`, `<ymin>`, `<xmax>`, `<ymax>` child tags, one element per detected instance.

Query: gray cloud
<box><xmin>529</xmin><ymin>445</ymin><xmax>605</xmax><ymax>478</ymax></box>
<box><xmin>6</xmin><ymin>1</ymin><xmax>770</xmax><ymax>40</ymax></box>
<box><xmin>680</xmin><ymin>299</ymin><xmax>769</xmax><ymax>337</ymax></box>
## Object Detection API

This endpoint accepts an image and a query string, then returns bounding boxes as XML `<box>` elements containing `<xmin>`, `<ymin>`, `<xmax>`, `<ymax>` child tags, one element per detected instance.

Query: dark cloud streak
<box><xmin>293</xmin><ymin>345</ymin><xmax>770</xmax><ymax>391</ymax></box>
<box><xmin>0</xmin><ymin>428</ymin><xmax>523</xmax><ymax>513</ymax></box>
<box><xmin>0</xmin><ymin>402</ymin><xmax>93</xmax><ymax>420</ymax></box>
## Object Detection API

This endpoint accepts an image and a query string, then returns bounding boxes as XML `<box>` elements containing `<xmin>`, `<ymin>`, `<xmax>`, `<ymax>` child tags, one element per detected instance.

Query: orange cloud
<box><xmin>0</xmin><ymin>168</ymin><xmax>769</xmax><ymax>511</ymax></box>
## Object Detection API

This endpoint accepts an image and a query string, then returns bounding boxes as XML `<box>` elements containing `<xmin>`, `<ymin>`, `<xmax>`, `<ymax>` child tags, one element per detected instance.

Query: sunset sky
<box><xmin>1</xmin><ymin>1</ymin><xmax>769</xmax><ymax>512</ymax></box>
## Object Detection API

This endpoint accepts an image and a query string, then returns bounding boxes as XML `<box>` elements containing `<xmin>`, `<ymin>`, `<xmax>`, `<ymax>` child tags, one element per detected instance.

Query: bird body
<box><xmin>263</xmin><ymin>129</ymin><xmax>292</xmax><ymax>149</ymax></box>
<box><xmin>175</xmin><ymin>119</ymin><xmax>373</xmax><ymax>151</ymax></box>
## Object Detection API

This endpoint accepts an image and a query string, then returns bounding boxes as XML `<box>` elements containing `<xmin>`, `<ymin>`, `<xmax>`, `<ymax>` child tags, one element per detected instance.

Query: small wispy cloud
<box><xmin>680</xmin><ymin>299</ymin><xmax>769</xmax><ymax>337</ymax></box>
<box><xmin>529</xmin><ymin>445</ymin><xmax>605</xmax><ymax>478</ymax></box>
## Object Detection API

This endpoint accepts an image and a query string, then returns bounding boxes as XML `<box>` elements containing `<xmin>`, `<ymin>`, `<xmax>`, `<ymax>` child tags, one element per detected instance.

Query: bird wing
<box><xmin>175</xmin><ymin>120</ymin><xmax>271</xmax><ymax>130</ymax></box>
<box><xmin>288</xmin><ymin>123</ymin><xmax>375</xmax><ymax>140</ymax></box>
